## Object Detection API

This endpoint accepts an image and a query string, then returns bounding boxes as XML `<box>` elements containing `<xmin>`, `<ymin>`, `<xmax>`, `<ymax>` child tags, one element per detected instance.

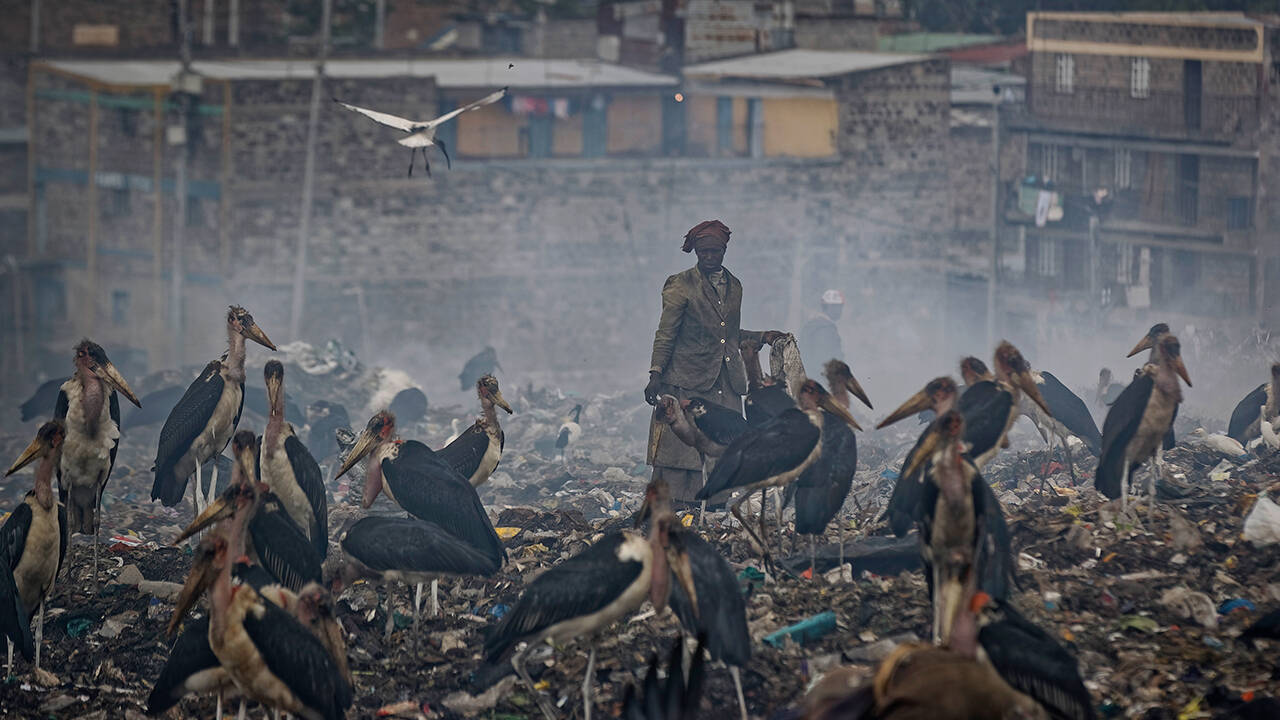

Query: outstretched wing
<box><xmin>424</xmin><ymin>88</ymin><xmax>508</xmax><ymax>129</ymax></box>
<box><xmin>333</xmin><ymin>100</ymin><xmax>420</xmax><ymax>131</ymax></box>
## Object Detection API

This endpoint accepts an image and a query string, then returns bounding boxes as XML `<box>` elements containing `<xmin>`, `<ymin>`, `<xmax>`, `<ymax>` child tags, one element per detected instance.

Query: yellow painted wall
<box><xmin>731</xmin><ymin>98</ymin><xmax>748</xmax><ymax>155</ymax></box>
<box><xmin>552</xmin><ymin>113</ymin><xmax>584</xmax><ymax>157</ymax></box>
<box><xmin>687</xmin><ymin>96</ymin><xmax>717</xmax><ymax>155</ymax></box>
<box><xmin>762</xmin><ymin>97</ymin><xmax>837</xmax><ymax>158</ymax></box>
<box><xmin>457</xmin><ymin>103</ymin><xmax>524</xmax><ymax>157</ymax></box>
<box><xmin>607</xmin><ymin>95</ymin><xmax>662</xmax><ymax>155</ymax></box>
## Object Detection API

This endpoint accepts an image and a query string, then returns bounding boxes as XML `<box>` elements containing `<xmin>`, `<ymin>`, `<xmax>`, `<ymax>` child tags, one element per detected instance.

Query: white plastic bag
<box><xmin>1243</xmin><ymin>493</ymin><xmax>1280</xmax><ymax>547</ymax></box>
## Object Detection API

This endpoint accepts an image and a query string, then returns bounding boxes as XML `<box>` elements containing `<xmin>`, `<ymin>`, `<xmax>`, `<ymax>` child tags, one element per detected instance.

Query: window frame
<box><xmin>1055</xmin><ymin>54</ymin><xmax>1075</xmax><ymax>94</ymax></box>
<box><xmin>1130</xmin><ymin>57</ymin><xmax>1151</xmax><ymax>99</ymax></box>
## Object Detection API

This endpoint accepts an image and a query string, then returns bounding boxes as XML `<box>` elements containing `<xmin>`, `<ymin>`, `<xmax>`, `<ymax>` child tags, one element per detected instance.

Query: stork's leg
<box><xmin>407</xmin><ymin>148</ymin><xmax>415</xmax><ymax>177</ymax></box>
<box><xmin>383</xmin><ymin>588</ymin><xmax>395</xmax><ymax>643</ymax></box>
<box><xmin>758</xmin><ymin>490</ymin><xmax>767</xmax><ymax>543</ymax></box>
<box><xmin>730</xmin><ymin>495</ymin><xmax>774</xmax><ymax>575</ymax></box>
<box><xmin>413</xmin><ymin>583</ymin><xmax>422</xmax><ymax>636</ymax></box>
<box><xmin>929</xmin><ymin>564</ymin><xmax>945</xmax><ymax>646</ymax></box>
<box><xmin>1061</xmin><ymin>434</ymin><xmax>1077</xmax><ymax>484</ymax></box>
<box><xmin>1120</xmin><ymin>462</ymin><xmax>1131</xmax><ymax>515</ymax></box>
<box><xmin>431</xmin><ymin>578</ymin><xmax>439</xmax><ymax>618</ymax></box>
<box><xmin>512</xmin><ymin>644</ymin><xmax>558</xmax><ymax>720</ymax></box>
<box><xmin>809</xmin><ymin>535</ymin><xmax>816</xmax><ymax>581</ymax></box>
<box><xmin>731</xmin><ymin>665</ymin><xmax>747</xmax><ymax>720</ymax></box>
<box><xmin>34</xmin><ymin>602</ymin><xmax>43</xmax><ymax>671</ymax></box>
<box><xmin>192</xmin><ymin>460</ymin><xmax>204</xmax><ymax>517</ymax></box>
<box><xmin>92</xmin><ymin>497</ymin><xmax>102</xmax><ymax>593</ymax></box>
<box><xmin>838</xmin><ymin>520</ymin><xmax>845</xmax><ymax>571</ymax></box>
<box><xmin>216</xmin><ymin>691</ymin><xmax>223</xmax><ymax>720</ymax></box>
<box><xmin>236</xmin><ymin>699</ymin><xmax>246</xmax><ymax>720</ymax></box>
<box><xmin>206</xmin><ymin>461</ymin><xmax>220</xmax><ymax>511</ymax></box>
<box><xmin>775</xmin><ymin>489</ymin><xmax>786</xmax><ymax>554</ymax></box>
<box><xmin>582</xmin><ymin>644</ymin><xmax>596</xmax><ymax>720</ymax></box>
<box><xmin>6</xmin><ymin>639</ymin><xmax>12</xmax><ymax>678</ymax></box>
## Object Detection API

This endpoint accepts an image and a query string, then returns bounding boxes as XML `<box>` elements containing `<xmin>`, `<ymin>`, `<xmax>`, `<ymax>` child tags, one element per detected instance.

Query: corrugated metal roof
<box><xmin>951</xmin><ymin>66</ymin><xmax>1025</xmax><ymax>105</ymax></box>
<box><xmin>40</xmin><ymin>57</ymin><xmax>678</xmax><ymax>89</ymax></box>
<box><xmin>682</xmin><ymin>49</ymin><xmax>930</xmax><ymax>81</ymax></box>
<box><xmin>878</xmin><ymin>33</ymin><xmax>1003</xmax><ymax>53</ymax></box>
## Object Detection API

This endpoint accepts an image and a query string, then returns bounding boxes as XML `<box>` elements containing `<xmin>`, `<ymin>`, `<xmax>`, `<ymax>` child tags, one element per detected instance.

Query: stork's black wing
<box><xmin>234</xmin><ymin>562</ymin><xmax>284</xmax><ymax>596</ymax></box>
<box><xmin>745</xmin><ymin>384</ymin><xmax>792</xmax><ymax>427</ymax></box>
<box><xmin>1039</xmin><ymin>371</ymin><xmax>1102</xmax><ymax>456</ymax></box>
<box><xmin>283</xmin><ymin>435</ymin><xmax>327</xmax><ymax>559</ymax></box>
<box><xmin>668</xmin><ymin>530</ymin><xmax>749</xmax><ymax>667</ymax></box>
<box><xmin>341</xmin><ymin>516</ymin><xmax>501</xmax><ymax>576</ymax></box>
<box><xmin>1096</xmin><ymin>374</ymin><xmax>1153</xmax><ymax>500</ymax></box>
<box><xmin>20</xmin><ymin>378</ymin><xmax>69</xmax><ymax>422</ymax></box>
<box><xmin>124</xmin><ymin>385</ymin><xmax>185</xmax><ymax>430</ymax></box>
<box><xmin>146</xmin><ymin>615</ymin><xmax>222</xmax><ymax>714</ymax></box>
<box><xmin>436</xmin><ymin>422</ymin><xmax>489</xmax><ymax>481</ymax></box>
<box><xmin>885</xmin><ymin>428</ymin><xmax>931</xmax><ymax>537</ymax></box>
<box><xmin>0</xmin><ymin>503</ymin><xmax>34</xmax><ymax>660</ymax></box>
<box><xmin>794</xmin><ymin>415</ymin><xmax>857</xmax><ymax>535</ymax></box>
<box><xmin>53</xmin><ymin>387</ymin><xmax>68</xmax><ymax>422</ymax></box>
<box><xmin>249</xmin><ymin>494</ymin><xmax>323</xmax><ymax>593</ymax></box>
<box><xmin>242</xmin><ymin>596</ymin><xmax>353</xmax><ymax>720</ymax></box>
<box><xmin>979</xmin><ymin>602</ymin><xmax>1095</xmax><ymax>720</ymax></box>
<box><xmin>484</xmin><ymin>532</ymin><xmax>641</xmax><ymax>661</ymax></box>
<box><xmin>693</xmin><ymin>404</ymin><xmax>749</xmax><ymax>446</ymax></box>
<box><xmin>972</xmin><ymin>472</ymin><xmax>1014</xmax><ymax>602</ymax></box>
<box><xmin>623</xmin><ymin>635</ymin><xmax>707</xmax><ymax>720</ymax></box>
<box><xmin>1240</xmin><ymin>607</ymin><xmax>1280</xmax><ymax>643</ymax></box>
<box><xmin>958</xmin><ymin>381</ymin><xmax>1010</xmax><ymax>460</ymax></box>
<box><xmin>697</xmin><ymin>409</ymin><xmax>818</xmax><ymax>499</ymax></box>
<box><xmin>382</xmin><ymin>440</ymin><xmax>506</xmax><ymax>564</ymax></box>
<box><xmin>1228</xmin><ymin>383</ymin><xmax>1267</xmax><ymax>443</ymax></box>
<box><xmin>152</xmin><ymin>362</ymin><xmax>229</xmax><ymax>506</ymax></box>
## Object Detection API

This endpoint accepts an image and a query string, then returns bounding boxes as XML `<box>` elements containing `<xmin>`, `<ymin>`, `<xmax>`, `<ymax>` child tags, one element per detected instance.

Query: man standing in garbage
<box><xmin>644</xmin><ymin>220</ymin><xmax>783</xmax><ymax>504</ymax></box>
<box><xmin>800</xmin><ymin>289</ymin><xmax>846</xmax><ymax>367</ymax></box>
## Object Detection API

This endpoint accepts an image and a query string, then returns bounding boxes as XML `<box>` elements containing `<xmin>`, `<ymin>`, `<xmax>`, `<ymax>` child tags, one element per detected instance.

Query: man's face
<box><xmin>694</xmin><ymin>240</ymin><xmax>726</xmax><ymax>273</ymax></box>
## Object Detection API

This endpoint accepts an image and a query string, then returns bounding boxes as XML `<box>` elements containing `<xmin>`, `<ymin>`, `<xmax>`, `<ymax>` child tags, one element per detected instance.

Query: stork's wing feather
<box><xmin>249</xmin><ymin>496</ymin><xmax>323</xmax><ymax>593</ymax></box>
<box><xmin>333</xmin><ymin>100</ymin><xmax>421</xmax><ymax>131</ymax></box>
<box><xmin>152</xmin><ymin>362</ymin><xmax>227</xmax><ymax>506</ymax></box>
<box><xmin>146</xmin><ymin>615</ymin><xmax>222</xmax><ymax>714</ymax></box>
<box><xmin>342</xmin><ymin>516</ymin><xmax>500</xmax><ymax>576</ymax></box>
<box><xmin>1096</xmin><ymin>374</ymin><xmax>1154</xmax><ymax>500</ymax></box>
<box><xmin>745</xmin><ymin>384</ymin><xmax>793</xmax><ymax>427</ymax></box>
<box><xmin>794</xmin><ymin>416</ymin><xmax>856</xmax><ymax>535</ymax></box>
<box><xmin>0</xmin><ymin>503</ymin><xmax>34</xmax><ymax>661</ymax></box>
<box><xmin>1228</xmin><ymin>383</ymin><xmax>1267</xmax><ymax>442</ymax></box>
<box><xmin>972</xmin><ymin>472</ymin><xmax>1015</xmax><ymax>601</ymax></box>
<box><xmin>484</xmin><ymin>533</ymin><xmax>641</xmax><ymax>661</ymax></box>
<box><xmin>693</xmin><ymin>404</ymin><xmax>749</xmax><ymax>446</ymax></box>
<box><xmin>1039</xmin><ymin>371</ymin><xmax>1102</xmax><ymax>456</ymax></box>
<box><xmin>436</xmin><ymin>423</ymin><xmax>490</xmax><ymax>482</ymax></box>
<box><xmin>698</xmin><ymin>409</ymin><xmax>818</xmax><ymax>499</ymax></box>
<box><xmin>958</xmin><ymin>381</ymin><xmax>1010</xmax><ymax>461</ymax></box>
<box><xmin>885</xmin><ymin>428</ymin><xmax>930</xmax><ymax>537</ymax></box>
<box><xmin>382</xmin><ymin>441</ymin><xmax>506</xmax><ymax>564</ymax></box>
<box><xmin>54</xmin><ymin>387</ymin><xmax>69</xmax><ymax>421</ymax></box>
<box><xmin>668</xmin><ymin>530</ymin><xmax>750</xmax><ymax>667</ymax></box>
<box><xmin>242</xmin><ymin>596</ymin><xmax>353</xmax><ymax>718</ymax></box>
<box><xmin>980</xmin><ymin>603</ymin><xmax>1096</xmax><ymax>720</ymax></box>
<box><xmin>283</xmin><ymin>435</ymin><xmax>328</xmax><ymax>560</ymax></box>
<box><xmin>20</xmin><ymin>378</ymin><xmax>69</xmax><ymax>422</ymax></box>
<box><xmin>423</xmin><ymin>88</ymin><xmax>508</xmax><ymax>129</ymax></box>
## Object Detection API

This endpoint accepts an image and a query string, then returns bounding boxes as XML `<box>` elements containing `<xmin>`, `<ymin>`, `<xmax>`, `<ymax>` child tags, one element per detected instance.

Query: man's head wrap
<box><xmin>682</xmin><ymin>220</ymin><xmax>731</xmax><ymax>253</ymax></box>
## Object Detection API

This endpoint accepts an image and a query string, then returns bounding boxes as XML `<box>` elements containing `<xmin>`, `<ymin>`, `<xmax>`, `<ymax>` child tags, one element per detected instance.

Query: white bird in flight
<box><xmin>334</xmin><ymin>87</ymin><xmax>508</xmax><ymax>177</ymax></box>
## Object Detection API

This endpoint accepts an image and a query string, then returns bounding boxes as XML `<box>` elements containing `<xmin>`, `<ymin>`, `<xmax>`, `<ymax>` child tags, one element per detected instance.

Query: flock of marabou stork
<box><xmin>3</xmin><ymin>307</ymin><xmax>1279</xmax><ymax>720</ymax></box>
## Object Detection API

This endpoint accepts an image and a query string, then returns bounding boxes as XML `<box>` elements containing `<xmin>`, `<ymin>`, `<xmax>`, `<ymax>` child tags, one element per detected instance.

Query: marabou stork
<box><xmin>337</xmin><ymin>411</ymin><xmax>506</xmax><ymax>627</ymax></box>
<box><xmin>437</xmin><ymin>375</ymin><xmax>512</xmax><ymax>487</ymax></box>
<box><xmin>327</xmin><ymin>515</ymin><xmax>501</xmax><ymax>638</ymax></box>
<box><xmin>684</xmin><ymin>397</ymin><xmax>748</xmax><ymax>446</ymax></box>
<box><xmin>147</xmin><ymin>613</ymin><xmax>239</xmax><ymax>718</ymax></box>
<box><xmin>653</xmin><ymin>395</ymin><xmax>725</xmax><ymax>458</ymax></box>
<box><xmin>306</xmin><ymin>401</ymin><xmax>349</xmax><ymax>461</ymax></box>
<box><xmin>695</xmin><ymin>380</ymin><xmax>858</xmax><ymax>570</ymax></box>
<box><xmin>791</xmin><ymin>359</ymin><xmax>872</xmax><ymax>573</ymax></box>
<box><xmin>52</xmin><ymin>340</ymin><xmax>140</xmax><ymax>589</ymax></box>
<box><xmin>1127</xmin><ymin>323</ymin><xmax>1177</xmax><ymax>455</ymax></box>
<box><xmin>555</xmin><ymin>403</ymin><xmax>584</xmax><ymax>462</ymax></box>
<box><xmin>18</xmin><ymin>377</ymin><xmax>68</xmax><ymax>422</ymax></box>
<box><xmin>741</xmin><ymin>338</ymin><xmax>793</xmax><ymax>427</ymax></box>
<box><xmin>459</xmin><ymin>346</ymin><xmax>501</xmax><ymax>391</ymax></box>
<box><xmin>1</xmin><ymin>421</ymin><xmax>67</xmax><ymax>685</ymax></box>
<box><xmin>1098</xmin><ymin>332</ymin><xmax>1191</xmax><ymax>512</ymax></box>
<box><xmin>388</xmin><ymin>387</ymin><xmax>429</xmax><ymax>425</ymax></box>
<box><xmin>259</xmin><ymin>361</ymin><xmax>327</xmax><ymax>559</ymax></box>
<box><xmin>1227</xmin><ymin>363</ymin><xmax>1280</xmax><ymax>444</ymax></box>
<box><xmin>152</xmin><ymin>306</ymin><xmax>276</xmax><ymax>518</ymax></box>
<box><xmin>175</xmin><ymin>471</ymin><xmax>352</xmax><ymax>720</ymax></box>
<box><xmin>956</xmin><ymin>343</ymin><xmax>1051</xmax><ymax>469</ymax></box>
<box><xmin>666</xmin><ymin>529</ymin><xmax>749</xmax><ymax>720</ymax></box>
<box><xmin>1240</xmin><ymin>606</ymin><xmax>1280</xmax><ymax>646</ymax></box>
<box><xmin>876</xmin><ymin>376</ymin><xmax>959</xmax><ymax>537</ymax></box>
<box><xmin>484</xmin><ymin>480</ymin><xmax>698</xmax><ymax>720</ymax></box>
<box><xmin>902</xmin><ymin>411</ymin><xmax>1014</xmax><ymax>644</ymax></box>
<box><xmin>123</xmin><ymin>384</ymin><xmax>184</xmax><ymax>430</ymax></box>
<box><xmin>1018</xmin><ymin>367</ymin><xmax>1102</xmax><ymax>483</ymax></box>
<box><xmin>334</xmin><ymin>88</ymin><xmax>508</xmax><ymax>177</ymax></box>
<box><xmin>1095</xmin><ymin>369</ymin><xmax>1124</xmax><ymax>409</ymax></box>
<box><xmin>242</xmin><ymin>384</ymin><xmax>304</xmax><ymax>426</ymax></box>
<box><xmin>621</xmin><ymin>634</ymin><xmax>707</xmax><ymax>720</ymax></box>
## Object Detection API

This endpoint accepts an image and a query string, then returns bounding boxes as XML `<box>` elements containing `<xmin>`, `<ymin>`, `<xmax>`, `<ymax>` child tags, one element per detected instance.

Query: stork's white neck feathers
<box><xmin>225</xmin><ymin>323</ymin><xmax>247</xmax><ymax>384</ymax></box>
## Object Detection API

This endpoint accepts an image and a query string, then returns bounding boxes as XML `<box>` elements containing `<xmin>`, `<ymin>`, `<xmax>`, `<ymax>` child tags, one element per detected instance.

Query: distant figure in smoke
<box><xmin>800</xmin><ymin>289</ymin><xmax>845</xmax><ymax>367</ymax></box>
<box><xmin>644</xmin><ymin>220</ymin><xmax>783</xmax><ymax>503</ymax></box>
<box><xmin>459</xmin><ymin>347</ymin><xmax>500</xmax><ymax>391</ymax></box>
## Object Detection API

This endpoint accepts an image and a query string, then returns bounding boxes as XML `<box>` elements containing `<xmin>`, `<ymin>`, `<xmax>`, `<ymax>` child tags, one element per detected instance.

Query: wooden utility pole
<box><xmin>288</xmin><ymin>0</ymin><xmax>332</xmax><ymax>341</ymax></box>
<box><xmin>986</xmin><ymin>87</ymin><xmax>1002</xmax><ymax>350</ymax></box>
<box><xmin>171</xmin><ymin>0</ymin><xmax>194</xmax><ymax>365</ymax></box>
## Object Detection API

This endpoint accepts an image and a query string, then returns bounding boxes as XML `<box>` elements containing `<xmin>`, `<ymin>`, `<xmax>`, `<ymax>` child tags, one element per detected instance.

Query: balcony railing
<box><xmin>1006</xmin><ymin>181</ymin><xmax>1255</xmax><ymax>236</ymax></box>
<box><xmin>1027</xmin><ymin>86</ymin><xmax>1257</xmax><ymax>140</ymax></box>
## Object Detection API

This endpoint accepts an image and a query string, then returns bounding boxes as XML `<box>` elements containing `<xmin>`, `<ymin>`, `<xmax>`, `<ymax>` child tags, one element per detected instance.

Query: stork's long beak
<box><xmin>1126</xmin><ymin>335</ymin><xmax>1154</xmax><ymax>358</ymax></box>
<box><xmin>492</xmin><ymin>389</ymin><xmax>513</xmax><ymax>414</ymax></box>
<box><xmin>819</xmin><ymin>394</ymin><xmax>861</xmax><ymax>430</ymax></box>
<box><xmin>335</xmin><ymin>430</ymin><xmax>376</xmax><ymax>480</ymax></box>
<box><xmin>904</xmin><ymin>431</ymin><xmax>942</xmax><ymax>480</ymax></box>
<box><xmin>264</xmin><ymin>374</ymin><xmax>284</xmax><ymax>413</ymax></box>
<box><xmin>877</xmin><ymin>389</ymin><xmax>932</xmax><ymax>429</ymax></box>
<box><xmin>242</xmin><ymin>321</ymin><xmax>277</xmax><ymax>351</ymax></box>
<box><xmin>5</xmin><ymin>436</ymin><xmax>46</xmax><ymax>476</ymax></box>
<box><xmin>1013</xmin><ymin>371</ymin><xmax>1051</xmax><ymax>416</ymax></box>
<box><xmin>94</xmin><ymin>361</ymin><xmax>141</xmax><ymax>407</ymax></box>
<box><xmin>667</xmin><ymin>540</ymin><xmax>700</xmax><ymax>622</ymax></box>
<box><xmin>167</xmin><ymin>538</ymin><xmax>221</xmax><ymax>636</ymax></box>
<box><xmin>173</xmin><ymin>490</ymin><xmax>236</xmax><ymax>545</ymax></box>
<box><xmin>1172</xmin><ymin>356</ymin><xmax>1192</xmax><ymax>387</ymax></box>
<box><xmin>845</xmin><ymin>375</ymin><xmax>873</xmax><ymax>411</ymax></box>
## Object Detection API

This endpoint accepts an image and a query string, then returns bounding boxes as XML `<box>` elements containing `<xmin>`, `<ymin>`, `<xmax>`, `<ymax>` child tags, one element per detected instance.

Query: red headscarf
<box><xmin>682</xmin><ymin>220</ymin><xmax>731</xmax><ymax>253</ymax></box>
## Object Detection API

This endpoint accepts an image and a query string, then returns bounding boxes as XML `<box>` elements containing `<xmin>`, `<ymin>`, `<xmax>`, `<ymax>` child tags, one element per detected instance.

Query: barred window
<box><xmin>1055</xmin><ymin>54</ymin><xmax>1074</xmax><ymax>94</ymax></box>
<box><xmin>1130</xmin><ymin>58</ymin><xmax>1151</xmax><ymax>98</ymax></box>
<box><xmin>1114</xmin><ymin>149</ymin><xmax>1131</xmax><ymax>189</ymax></box>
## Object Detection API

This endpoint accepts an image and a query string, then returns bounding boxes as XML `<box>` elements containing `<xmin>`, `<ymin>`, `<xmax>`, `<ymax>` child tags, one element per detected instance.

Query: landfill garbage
<box><xmin>764</xmin><ymin>611</ymin><xmax>838</xmax><ymax>648</ymax></box>
<box><xmin>1243</xmin><ymin>493</ymin><xmax>1280</xmax><ymax>547</ymax></box>
<box><xmin>1159</xmin><ymin>586</ymin><xmax>1218</xmax><ymax>629</ymax></box>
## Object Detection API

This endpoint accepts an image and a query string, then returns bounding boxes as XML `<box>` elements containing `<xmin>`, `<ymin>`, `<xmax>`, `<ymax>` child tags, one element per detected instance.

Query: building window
<box><xmin>111</xmin><ymin>290</ymin><xmax>130</xmax><ymax>326</ymax></box>
<box><xmin>1130</xmin><ymin>58</ymin><xmax>1150</xmax><ymax>99</ymax></box>
<box><xmin>716</xmin><ymin>97</ymin><xmax>734</xmax><ymax>156</ymax></box>
<box><xmin>747</xmin><ymin>98</ymin><xmax>764</xmax><ymax>159</ymax></box>
<box><xmin>583</xmin><ymin>95</ymin><xmax>607</xmax><ymax>158</ymax></box>
<box><xmin>1228</xmin><ymin>197</ymin><xmax>1252</xmax><ymax>229</ymax></box>
<box><xmin>1116</xmin><ymin>241</ymin><xmax>1133</xmax><ymax>284</ymax></box>
<box><xmin>1040</xmin><ymin>145</ymin><xmax>1060</xmax><ymax>182</ymax></box>
<box><xmin>1114</xmin><ymin>149</ymin><xmax>1132</xmax><ymax>189</ymax></box>
<box><xmin>1055</xmin><ymin>54</ymin><xmax>1074</xmax><ymax>94</ymax></box>
<box><xmin>104</xmin><ymin>187</ymin><xmax>130</xmax><ymax>218</ymax></box>
<box><xmin>526</xmin><ymin>114</ymin><xmax>552</xmax><ymax>158</ymax></box>
<box><xmin>1037</xmin><ymin>237</ymin><xmax>1059</xmax><ymax>277</ymax></box>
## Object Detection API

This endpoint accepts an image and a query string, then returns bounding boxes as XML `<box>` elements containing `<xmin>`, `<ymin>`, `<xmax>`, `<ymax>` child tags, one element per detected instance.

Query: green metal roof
<box><xmin>877</xmin><ymin>33</ymin><xmax>1004</xmax><ymax>53</ymax></box>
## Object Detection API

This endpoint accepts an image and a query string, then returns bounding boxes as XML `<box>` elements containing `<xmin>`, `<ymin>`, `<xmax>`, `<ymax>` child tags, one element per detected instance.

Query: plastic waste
<box><xmin>1243</xmin><ymin>494</ymin><xmax>1280</xmax><ymax>547</ymax></box>
<box><xmin>1159</xmin><ymin>586</ymin><xmax>1217</xmax><ymax>628</ymax></box>
<box><xmin>1218</xmin><ymin>598</ymin><xmax>1256</xmax><ymax>615</ymax></box>
<box><xmin>763</xmin><ymin>611</ymin><xmax>837</xmax><ymax>648</ymax></box>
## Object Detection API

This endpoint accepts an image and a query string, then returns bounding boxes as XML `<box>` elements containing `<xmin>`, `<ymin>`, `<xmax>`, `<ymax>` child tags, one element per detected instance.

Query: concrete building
<box><xmin>995</xmin><ymin>11</ymin><xmax>1280</xmax><ymax>350</ymax></box>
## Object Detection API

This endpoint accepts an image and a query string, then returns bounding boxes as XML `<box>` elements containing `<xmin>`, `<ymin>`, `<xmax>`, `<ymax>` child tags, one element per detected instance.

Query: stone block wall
<box><xmin>793</xmin><ymin>18</ymin><xmax>880</xmax><ymax>50</ymax></box>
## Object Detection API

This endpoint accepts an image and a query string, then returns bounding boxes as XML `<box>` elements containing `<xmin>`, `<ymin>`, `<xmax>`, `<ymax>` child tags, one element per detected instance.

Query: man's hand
<box><xmin>645</xmin><ymin>372</ymin><xmax>663</xmax><ymax>405</ymax></box>
<box><xmin>761</xmin><ymin>330</ymin><xmax>786</xmax><ymax>345</ymax></box>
